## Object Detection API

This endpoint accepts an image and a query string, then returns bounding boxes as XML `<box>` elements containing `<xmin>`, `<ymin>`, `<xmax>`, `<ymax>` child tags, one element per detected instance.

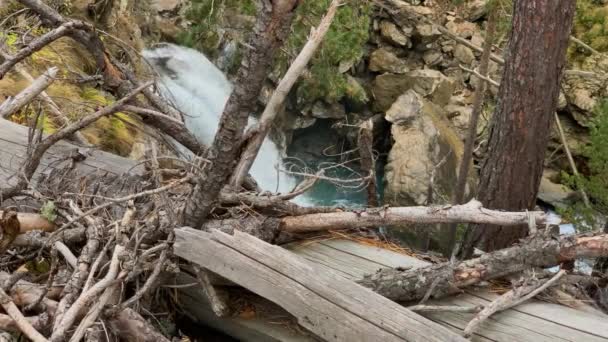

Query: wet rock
<box><xmin>379</xmin><ymin>20</ymin><xmax>411</xmax><ymax>47</ymax></box>
<box><xmin>369</xmin><ymin>48</ymin><xmax>409</xmax><ymax>74</ymax></box>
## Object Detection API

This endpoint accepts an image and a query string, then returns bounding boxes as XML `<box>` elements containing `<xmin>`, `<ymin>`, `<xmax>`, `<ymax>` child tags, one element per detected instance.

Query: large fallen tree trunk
<box><xmin>359</xmin><ymin>233</ymin><xmax>608</xmax><ymax>302</ymax></box>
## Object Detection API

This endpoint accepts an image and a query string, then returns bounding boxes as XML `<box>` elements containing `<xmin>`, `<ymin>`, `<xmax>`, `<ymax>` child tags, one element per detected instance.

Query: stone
<box><xmin>369</xmin><ymin>48</ymin><xmax>409</xmax><ymax>74</ymax></box>
<box><xmin>150</xmin><ymin>0</ymin><xmax>183</xmax><ymax>13</ymax></box>
<box><xmin>310</xmin><ymin>101</ymin><xmax>346</xmax><ymax>119</ymax></box>
<box><xmin>538</xmin><ymin>170</ymin><xmax>576</xmax><ymax>209</ymax></box>
<box><xmin>372</xmin><ymin>69</ymin><xmax>455</xmax><ymax>111</ymax></box>
<box><xmin>385</xmin><ymin>90</ymin><xmax>423</xmax><ymax>124</ymax></box>
<box><xmin>423</xmin><ymin>50</ymin><xmax>443</xmax><ymax>67</ymax></box>
<box><xmin>379</xmin><ymin>21</ymin><xmax>410</xmax><ymax>47</ymax></box>
<box><xmin>463</xmin><ymin>0</ymin><xmax>489</xmax><ymax>22</ymax></box>
<box><xmin>453</xmin><ymin>45</ymin><xmax>475</xmax><ymax>65</ymax></box>
<box><xmin>446</xmin><ymin>20</ymin><xmax>478</xmax><ymax>39</ymax></box>
<box><xmin>383</xmin><ymin>97</ymin><xmax>475</xmax><ymax>251</ymax></box>
<box><xmin>415</xmin><ymin>24</ymin><xmax>441</xmax><ymax>45</ymax></box>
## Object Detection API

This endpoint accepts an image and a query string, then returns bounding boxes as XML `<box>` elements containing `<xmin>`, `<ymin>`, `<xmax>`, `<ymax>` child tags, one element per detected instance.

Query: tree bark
<box><xmin>461</xmin><ymin>0</ymin><xmax>576</xmax><ymax>257</ymax></box>
<box><xmin>183</xmin><ymin>0</ymin><xmax>299</xmax><ymax>228</ymax></box>
<box><xmin>360</xmin><ymin>233</ymin><xmax>608</xmax><ymax>303</ymax></box>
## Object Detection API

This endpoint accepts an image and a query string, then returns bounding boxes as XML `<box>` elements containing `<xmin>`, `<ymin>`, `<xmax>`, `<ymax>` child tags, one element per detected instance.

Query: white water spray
<box><xmin>142</xmin><ymin>43</ymin><xmax>298</xmax><ymax>195</ymax></box>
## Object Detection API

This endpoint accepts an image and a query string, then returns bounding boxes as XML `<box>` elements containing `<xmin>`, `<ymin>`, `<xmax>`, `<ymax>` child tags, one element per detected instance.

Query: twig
<box><xmin>120</xmin><ymin>105</ymin><xmax>185</xmax><ymax>125</ymax></box>
<box><xmin>120</xmin><ymin>247</ymin><xmax>168</xmax><ymax>310</ymax></box>
<box><xmin>0</xmin><ymin>287</ymin><xmax>48</xmax><ymax>342</ymax></box>
<box><xmin>570</xmin><ymin>35</ymin><xmax>602</xmax><ymax>55</ymax></box>
<box><xmin>53</xmin><ymin>241</ymin><xmax>77</xmax><ymax>269</ymax></box>
<box><xmin>459</xmin><ymin>65</ymin><xmax>500</xmax><ymax>87</ymax></box>
<box><xmin>463</xmin><ymin>270</ymin><xmax>566</xmax><ymax>337</ymax></box>
<box><xmin>0</xmin><ymin>20</ymin><xmax>87</xmax><ymax>79</ymax></box>
<box><xmin>50</xmin><ymin>245</ymin><xmax>125</xmax><ymax>342</ymax></box>
<box><xmin>51</xmin><ymin>174</ymin><xmax>191</xmax><ymax>237</ymax></box>
<box><xmin>69</xmin><ymin>284</ymin><xmax>118</xmax><ymax>342</ymax></box>
<box><xmin>193</xmin><ymin>266</ymin><xmax>231</xmax><ymax>317</ymax></box>
<box><xmin>554</xmin><ymin>112</ymin><xmax>591</xmax><ymax>208</ymax></box>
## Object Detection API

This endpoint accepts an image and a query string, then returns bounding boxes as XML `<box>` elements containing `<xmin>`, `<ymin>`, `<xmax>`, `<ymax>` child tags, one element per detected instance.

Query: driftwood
<box><xmin>359</xmin><ymin>233</ymin><xmax>608</xmax><ymax>302</ymax></box>
<box><xmin>174</xmin><ymin>228</ymin><xmax>467</xmax><ymax>342</ymax></box>
<box><xmin>280</xmin><ymin>200</ymin><xmax>546</xmax><ymax>233</ymax></box>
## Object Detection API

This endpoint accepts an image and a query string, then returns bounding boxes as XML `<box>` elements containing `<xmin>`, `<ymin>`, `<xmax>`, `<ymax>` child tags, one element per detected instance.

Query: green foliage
<box><xmin>40</xmin><ymin>201</ymin><xmax>57</xmax><ymax>222</ymax></box>
<box><xmin>178</xmin><ymin>0</ymin><xmax>372</xmax><ymax>104</ymax></box>
<box><xmin>572</xmin><ymin>1</ymin><xmax>608</xmax><ymax>56</ymax></box>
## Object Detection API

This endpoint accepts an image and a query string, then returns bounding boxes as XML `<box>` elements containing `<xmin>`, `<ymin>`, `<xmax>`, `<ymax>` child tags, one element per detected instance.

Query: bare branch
<box><xmin>0</xmin><ymin>287</ymin><xmax>48</xmax><ymax>342</ymax></box>
<box><xmin>0</xmin><ymin>21</ymin><xmax>87</xmax><ymax>79</ymax></box>
<box><xmin>0</xmin><ymin>67</ymin><xmax>58</xmax><ymax>119</ymax></box>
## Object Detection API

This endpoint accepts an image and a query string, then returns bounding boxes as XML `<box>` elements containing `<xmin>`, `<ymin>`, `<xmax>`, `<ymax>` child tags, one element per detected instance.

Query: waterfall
<box><xmin>142</xmin><ymin>43</ymin><xmax>298</xmax><ymax>195</ymax></box>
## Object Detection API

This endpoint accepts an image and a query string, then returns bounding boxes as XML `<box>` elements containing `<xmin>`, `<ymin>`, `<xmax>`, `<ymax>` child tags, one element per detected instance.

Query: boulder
<box><xmin>369</xmin><ymin>49</ymin><xmax>409</xmax><ymax>74</ymax></box>
<box><xmin>372</xmin><ymin>69</ymin><xmax>456</xmax><ymax>111</ymax></box>
<box><xmin>379</xmin><ymin>20</ymin><xmax>411</xmax><ymax>47</ymax></box>
<box><xmin>463</xmin><ymin>0</ymin><xmax>488</xmax><ymax>22</ymax></box>
<box><xmin>383</xmin><ymin>94</ymin><xmax>475</xmax><ymax>251</ymax></box>
<box><xmin>446</xmin><ymin>20</ymin><xmax>478</xmax><ymax>39</ymax></box>
<box><xmin>453</xmin><ymin>45</ymin><xmax>475</xmax><ymax>65</ymax></box>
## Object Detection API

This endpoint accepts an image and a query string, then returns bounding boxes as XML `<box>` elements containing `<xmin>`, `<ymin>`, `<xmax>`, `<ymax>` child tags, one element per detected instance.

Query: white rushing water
<box><xmin>142</xmin><ymin>43</ymin><xmax>299</xmax><ymax>195</ymax></box>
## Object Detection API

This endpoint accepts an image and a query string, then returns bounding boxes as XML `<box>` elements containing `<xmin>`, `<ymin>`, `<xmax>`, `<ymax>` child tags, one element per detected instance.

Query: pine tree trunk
<box><xmin>461</xmin><ymin>0</ymin><xmax>576</xmax><ymax>257</ymax></box>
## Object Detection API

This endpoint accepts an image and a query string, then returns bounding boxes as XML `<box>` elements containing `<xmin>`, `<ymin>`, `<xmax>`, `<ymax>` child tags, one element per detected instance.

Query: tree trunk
<box><xmin>461</xmin><ymin>0</ymin><xmax>576</xmax><ymax>257</ymax></box>
<box><xmin>183</xmin><ymin>0</ymin><xmax>299</xmax><ymax>228</ymax></box>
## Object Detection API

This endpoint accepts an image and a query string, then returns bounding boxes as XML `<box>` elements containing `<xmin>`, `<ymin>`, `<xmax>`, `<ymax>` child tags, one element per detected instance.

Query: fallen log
<box><xmin>359</xmin><ymin>233</ymin><xmax>608</xmax><ymax>303</ymax></box>
<box><xmin>174</xmin><ymin>228</ymin><xmax>466</xmax><ymax>342</ymax></box>
<box><xmin>280</xmin><ymin>200</ymin><xmax>546</xmax><ymax>233</ymax></box>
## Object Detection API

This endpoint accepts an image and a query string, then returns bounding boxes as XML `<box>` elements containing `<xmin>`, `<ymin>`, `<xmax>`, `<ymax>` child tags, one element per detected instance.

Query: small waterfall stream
<box><xmin>142</xmin><ymin>43</ymin><xmax>299</xmax><ymax>196</ymax></box>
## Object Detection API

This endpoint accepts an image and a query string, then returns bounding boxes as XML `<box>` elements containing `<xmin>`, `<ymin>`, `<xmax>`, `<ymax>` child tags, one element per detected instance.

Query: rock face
<box><xmin>383</xmin><ymin>90</ymin><xmax>474</xmax><ymax>251</ymax></box>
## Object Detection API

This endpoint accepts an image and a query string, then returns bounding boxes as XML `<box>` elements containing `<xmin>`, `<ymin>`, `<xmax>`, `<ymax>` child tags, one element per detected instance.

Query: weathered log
<box><xmin>280</xmin><ymin>200</ymin><xmax>546</xmax><ymax>233</ymax></box>
<box><xmin>108</xmin><ymin>308</ymin><xmax>170</xmax><ymax>342</ymax></box>
<box><xmin>174</xmin><ymin>228</ymin><xmax>467</xmax><ymax>342</ymax></box>
<box><xmin>359</xmin><ymin>233</ymin><xmax>608</xmax><ymax>303</ymax></box>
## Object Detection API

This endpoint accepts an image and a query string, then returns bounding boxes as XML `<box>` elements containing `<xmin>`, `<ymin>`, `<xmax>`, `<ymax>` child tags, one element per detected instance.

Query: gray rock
<box><xmin>369</xmin><ymin>48</ymin><xmax>409</xmax><ymax>74</ymax></box>
<box><xmin>379</xmin><ymin>20</ymin><xmax>410</xmax><ymax>47</ymax></box>
<box><xmin>423</xmin><ymin>50</ymin><xmax>443</xmax><ymax>66</ymax></box>
<box><xmin>538</xmin><ymin>170</ymin><xmax>576</xmax><ymax>209</ymax></box>
<box><xmin>385</xmin><ymin>90</ymin><xmax>423</xmax><ymax>124</ymax></box>
<box><xmin>150</xmin><ymin>0</ymin><xmax>184</xmax><ymax>13</ymax></box>
<box><xmin>463</xmin><ymin>0</ymin><xmax>489</xmax><ymax>22</ymax></box>
<box><xmin>310</xmin><ymin>101</ymin><xmax>346</xmax><ymax>119</ymax></box>
<box><xmin>453</xmin><ymin>45</ymin><xmax>475</xmax><ymax>65</ymax></box>
<box><xmin>372</xmin><ymin>69</ymin><xmax>455</xmax><ymax>111</ymax></box>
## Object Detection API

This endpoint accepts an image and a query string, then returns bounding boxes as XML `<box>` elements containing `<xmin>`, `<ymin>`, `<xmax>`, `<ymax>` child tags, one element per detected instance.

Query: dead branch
<box><xmin>463</xmin><ymin>270</ymin><xmax>566</xmax><ymax>337</ymax></box>
<box><xmin>50</xmin><ymin>244</ymin><xmax>124</xmax><ymax>342</ymax></box>
<box><xmin>280</xmin><ymin>199</ymin><xmax>546</xmax><ymax>233</ymax></box>
<box><xmin>0</xmin><ymin>20</ymin><xmax>87</xmax><ymax>79</ymax></box>
<box><xmin>231</xmin><ymin>0</ymin><xmax>339</xmax><ymax>188</ymax></box>
<box><xmin>0</xmin><ymin>81</ymin><xmax>152</xmax><ymax>202</ymax></box>
<box><xmin>357</xmin><ymin>118</ymin><xmax>379</xmax><ymax>207</ymax></box>
<box><xmin>0</xmin><ymin>287</ymin><xmax>48</xmax><ymax>342</ymax></box>
<box><xmin>193</xmin><ymin>266</ymin><xmax>231</xmax><ymax>317</ymax></box>
<box><xmin>0</xmin><ymin>49</ymin><xmax>89</xmax><ymax>145</ymax></box>
<box><xmin>446</xmin><ymin>8</ymin><xmax>498</xmax><ymax>255</ymax></box>
<box><xmin>183</xmin><ymin>0</ymin><xmax>300</xmax><ymax>228</ymax></box>
<box><xmin>0</xmin><ymin>211</ymin><xmax>55</xmax><ymax>233</ymax></box>
<box><xmin>0</xmin><ymin>67</ymin><xmax>58</xmax><ymax>119</ymax></box>
<box><xmin>108</xmin><ymin>308</ymin><xmax>170</xmax><ymax>342</ymax></box>
<box><xmin>359</xmin><ymin>233</ymin><xmax>608</xmax><ymax>303</ymax></box>
<box><xmin>53</xmin><ymin>241</ymin><xmax>77</xmax><ymax>269</ymax></box>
